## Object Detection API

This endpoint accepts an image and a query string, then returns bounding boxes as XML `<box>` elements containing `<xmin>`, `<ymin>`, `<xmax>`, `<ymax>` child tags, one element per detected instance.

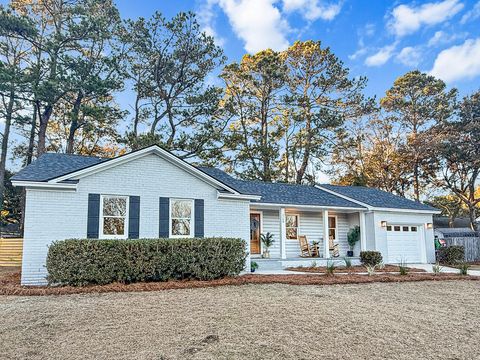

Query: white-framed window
<box><xmin>328</xmin><ymin>216</ymin><xmax>337</xmax><ymax>241</ymax></box>
<box><xmin>286</xmin><ymin>214</ymin><xmax>299</xmax><ymax>240</ymax></box>
<box><xmin>100</xmin><ymin>195</ymin><xmax>129</xmax><ymax>239</ymax></box>
<box><xmin>170</xmin><ymin>198</ymin><xmax>194</xmax><ymax>238</ymax></box>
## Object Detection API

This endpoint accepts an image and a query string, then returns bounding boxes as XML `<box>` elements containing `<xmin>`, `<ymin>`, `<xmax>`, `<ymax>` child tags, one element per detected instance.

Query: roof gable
<box><xmin>12</xmin><ymin>146</ymin><xmax>242</xmax><ymax>195</ymax></box>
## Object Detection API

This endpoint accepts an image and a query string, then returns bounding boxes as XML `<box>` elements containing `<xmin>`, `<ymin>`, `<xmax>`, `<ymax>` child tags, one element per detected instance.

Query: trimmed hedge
<box><xmin>46</xmin><ymin>238</ymin><xmax>247</xmax><ymax>286</ymax></box>
<box><xmin>436</xmin><ymin>245</ymin><xmax>465</xmax><ymax>265</ymax></box>
<box><xmin>360</xmin><ymin>251</ymin><xmax>383</xmax><ymax>267</ymax></box>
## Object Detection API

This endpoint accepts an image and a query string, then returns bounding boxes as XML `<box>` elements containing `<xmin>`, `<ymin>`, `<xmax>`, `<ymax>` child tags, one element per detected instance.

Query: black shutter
<box><xmin>159</xmin><ymin>197</ymin><xmax>169</xmax><ymax>238</ymax></box>
<box><xmin>194</xmin><ymin>199</ymin><xmax>204</xmax><ymax>238</ymax></box>
<box><xmin>128</xmin><ymin>196</ymin><xmax>140</xmax><ymax>239</ymax></box>
<box><xmin>87</xmin><ymin>194</ymin><xmax>100</xmax><ymax>238</ymax></box>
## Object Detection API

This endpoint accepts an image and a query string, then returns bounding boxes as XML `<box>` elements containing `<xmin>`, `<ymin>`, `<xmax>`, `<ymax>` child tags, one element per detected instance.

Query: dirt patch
<box><xmin>287</xmin><ymin>264</ymin><xmax>427</xmax><ymax>273</ymax></box>
<box><xmin>0</xmin><ymin>267</ymin><xmax>477</xmax><ymax>296</ymax></box>
<box><xmin>1</xmin><ymin>281</ymin><xmax>480</xmax><ymax>360</ymax></box>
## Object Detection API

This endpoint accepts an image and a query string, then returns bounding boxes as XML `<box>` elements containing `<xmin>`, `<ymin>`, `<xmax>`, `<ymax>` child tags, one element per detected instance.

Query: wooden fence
<box><xmin>445</xmin><ymin>237</ymin><xmax>480</xmax><ymax>262</ymax></box>
<box><xmin>0</xmin><ymin>238</ymin><xmax>23</xmax><ymax>267</ymax></box>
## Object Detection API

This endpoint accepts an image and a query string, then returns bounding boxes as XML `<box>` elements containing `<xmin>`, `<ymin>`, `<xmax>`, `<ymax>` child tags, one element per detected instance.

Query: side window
<box><xmin>286</xmin><ymin>214</ymin><xmax>299</xmax><ymax>240</ymax></box>
<box><xmin>170</xmin><ymin>199</ymin><xmax>194</xmax><ymax>237</ymax></box>
<box><xmin>100</xmin><ymin>195</ymin><xmax>128</xmax><ymax>239</ymax></box>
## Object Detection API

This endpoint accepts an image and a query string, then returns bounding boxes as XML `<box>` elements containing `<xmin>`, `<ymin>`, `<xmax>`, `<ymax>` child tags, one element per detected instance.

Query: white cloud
<box><xmin>427</xmin><ymin>30</ymin><xmax>466</xmax><ymax>47</ymax></box>
<box><xmin>365</xmin><ymin>43</ymin><xmax>397</xmax><ymax>67</ymax></box>
<box><xmin>388</xmin><ymin>0</ymin><xmax>464</xmax><ymax>37</ymax></box>
<box><xmin>461</xmin><ymin>1</ymin><xmax>480</xmax><ymax>24</ymax></box>
<box><xmin>216</xmin><ymin>0</ymin><xmax>290</xmax><ymax>53</ymax></box>
<box><xmin>282</xmin><ymin>0</ymin><xmax>342</xmax><ymax>21</ymax></box>
<box><xmin>197</xmin><ymin>0</ymin><xmax>226</xmax><ymax>46</ymax></box>
<box><xmin>430</xmin><ymin>38</ymin><xmax>480</xmax><ymax>82</ymax></box>
<box><xmin>396</xmin><ymin>46</ymin><xmax>422</xmax><ymax>67</ymax></box>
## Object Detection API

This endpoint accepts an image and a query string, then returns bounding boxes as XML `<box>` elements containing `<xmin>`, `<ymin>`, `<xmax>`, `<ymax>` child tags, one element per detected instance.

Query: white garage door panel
<box><xmin>387</xmin><ymin>226</ymin><xmax>422</xmax><ymax>263</ymax></box>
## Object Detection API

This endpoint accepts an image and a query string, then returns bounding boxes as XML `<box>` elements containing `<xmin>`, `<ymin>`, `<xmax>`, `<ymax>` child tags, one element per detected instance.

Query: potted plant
<box><xmin>347</xmin><ymin>225</ymin><xmax>360</xmax><ymax>257</ymax></box>
<box><xmin>251</xmin><ymin>261</ymin><xmax>259</xmax><ymax>273</ymax></box>
<box><xmin>260</xmin><ymin>232</ymin><xmax>274</xmax><ymax>258</ymax></box>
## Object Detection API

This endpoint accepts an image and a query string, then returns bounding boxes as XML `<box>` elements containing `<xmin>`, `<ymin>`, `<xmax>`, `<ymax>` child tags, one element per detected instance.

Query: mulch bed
<box><xmin>286</xmin><ymin>264</ymin><xmax>427</xmax><ymax>273</ymax></box>
<box><xmin>0</xmin><ymin>267</ymin><xmax>477</xmax><ymax>296</ymax></box>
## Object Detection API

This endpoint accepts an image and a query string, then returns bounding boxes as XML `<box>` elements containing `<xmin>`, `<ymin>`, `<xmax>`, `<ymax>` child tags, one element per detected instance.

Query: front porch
<box><xmin>249</xmin><ymin>205</ymin><xmax>368</xmax><ymax>261</ymax></box>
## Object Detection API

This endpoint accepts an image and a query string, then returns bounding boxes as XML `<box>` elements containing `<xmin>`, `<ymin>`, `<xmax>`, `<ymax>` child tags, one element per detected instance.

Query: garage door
<box><xmin>386</xmin><ymin>225</ymin><xmax>422</xmax><ymax>263</ymax></box>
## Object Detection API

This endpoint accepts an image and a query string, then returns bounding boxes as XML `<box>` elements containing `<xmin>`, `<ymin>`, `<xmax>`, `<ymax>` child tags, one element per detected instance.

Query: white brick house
<box><xmin>12</xmin><ymin>145</ymin><xmax>440</xmax><ymax>285</ymax></box>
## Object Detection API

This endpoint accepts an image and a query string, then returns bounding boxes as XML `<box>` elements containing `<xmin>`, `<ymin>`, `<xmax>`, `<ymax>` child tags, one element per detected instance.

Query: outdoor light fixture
<box><xmin>380</xmin><ymin>221</ymin><xmax>387</xmax><ymax>228</ymax></box>
<box><xmin>426</xmin><ymin>223</ymin><xmax>433</xmax><ymax>229</ymax></box>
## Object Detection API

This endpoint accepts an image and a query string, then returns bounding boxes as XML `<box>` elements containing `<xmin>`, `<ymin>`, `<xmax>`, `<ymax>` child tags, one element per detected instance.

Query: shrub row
<box><xmin>436</xmin><ymin>245</ymin><xmax>465</xmax><ymax>265</ymax></box>
<box><xmin>360</xmin><ymin>251</ymin><xmax>383</xmax><ymax>267</ymax></box>
<box><xmin>46</xmin><ymin>238</ymin><xmax>247</xmax><ymax>286</ymax></box>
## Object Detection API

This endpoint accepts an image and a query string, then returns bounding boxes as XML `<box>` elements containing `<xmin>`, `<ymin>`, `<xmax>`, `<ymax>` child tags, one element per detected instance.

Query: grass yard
<box><xmin>1</xmin><ymin>281</ymin><xmax>479</xmax><ymax>360</ymax></box>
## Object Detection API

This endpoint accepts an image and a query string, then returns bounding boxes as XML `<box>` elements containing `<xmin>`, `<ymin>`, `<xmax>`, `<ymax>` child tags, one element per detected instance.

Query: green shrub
<box><xmin>326</xmin><ymin>260</ymin><xmax>336</xmax><ymax>275</ymax></box>
<box><xmin>398</xmin><ymin>259</ymin><xmax>409</xmax><ymax>276</ymax></box>
<box><xmin>458</xmin><ymin>262</ymin><xmax>470</xmax><ymax>276</ymax></box>
<box><xmin>46</xmin><ymin>238</ymin><xmax>247</xmax><ymax>286</ymax></box>
<box><xmin>436</xmin><ymin>246</ymin><xmax>465</xmax><ymax>265</ymax></box>
<box><xmin>360</xmin><ymin>251</ymin><xmax>383</xmax><ymax>267</ymax></box>
<box><xmin>343</xmin><ymin>257</ymin><xmax>352</xmax><ymax>268</ymax></box>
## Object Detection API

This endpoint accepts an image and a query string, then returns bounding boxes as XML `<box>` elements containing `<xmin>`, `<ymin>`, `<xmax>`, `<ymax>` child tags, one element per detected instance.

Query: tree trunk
<box><xmin>468</xmin><ymin>205</ymin><xmax>478</xmax><ymax>231</ymax></box>
<box><xmin>37</xmin><ymin>105</ymin><xmax>53</xmax><ymax>156</ymax></box>
<box><xmin>0</xmin><ymin>90</ymin><xmax>15</xmax><ymax>211</ymax></box>
<box><xmin>296</xmin><ymin>112</ymin><xmax>312</xmax><ymax>184</ymax></box>
<box><xmin>66</xmin><ymin>92</ymin><xmax>83</xmax><ymax>154</ymax></box>
<box><xmin>27</xmin><ymin>103</ymin><xmax>38</xmax><ymax>165</ymax></box>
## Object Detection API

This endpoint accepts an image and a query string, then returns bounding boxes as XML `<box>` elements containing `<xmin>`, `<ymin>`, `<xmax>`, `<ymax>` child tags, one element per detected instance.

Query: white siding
<box><xmin>252</xmin><ymin>209</ymin><xmax>355</xmax><ymax>259</ymax></box>
<box><xmin>261</xmin><ymin>210</ymin><xmax>281</xmax><ymax>258</ymax></box>
<box><xmin>22</xmin><ymin>154</ymin><xmax>250</xmax><ymax>285</ymax></box>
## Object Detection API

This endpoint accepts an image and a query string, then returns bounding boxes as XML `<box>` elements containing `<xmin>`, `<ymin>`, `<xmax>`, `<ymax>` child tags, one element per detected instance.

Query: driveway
<box><xmin>1</xmin><ymin>281</ymin><xmax>479</xmax><ymax>359</ymax></box>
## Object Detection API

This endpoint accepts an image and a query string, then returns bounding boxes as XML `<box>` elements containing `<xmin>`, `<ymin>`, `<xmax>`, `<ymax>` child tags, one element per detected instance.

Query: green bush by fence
<box><xmin>436</xmin><ymin>245</ymin><xmax>465</xmax><ymax>265</ymax></box>
<box><xmin>46</xmin><ymin>238</ymin><xmax>247</xmax><ymax>286</ymax></box>
<box><xmin>360</xmin><ymin>251</ymin><xmax>383</xmax><ymax>267</ymax></box>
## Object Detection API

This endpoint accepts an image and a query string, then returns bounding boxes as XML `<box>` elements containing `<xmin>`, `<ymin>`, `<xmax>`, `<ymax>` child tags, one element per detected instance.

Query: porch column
<box><xmin>323</xmin><ymin>210</ymin><xmax>330</xmax><ymax>258</ymax></box>
<box><xmin>359</xmin><ymin>211</ymin><xmax>367</xmax><ymax>251</ymax></box>
<box><xmin>279</xmin><ymin>208</ymin><xmax>287</xmax><ymax>259</ymax></box>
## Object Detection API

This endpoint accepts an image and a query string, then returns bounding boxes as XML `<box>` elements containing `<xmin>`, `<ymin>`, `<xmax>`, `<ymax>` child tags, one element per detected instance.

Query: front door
<box><xmin>250</xmin><ymin>213</ymin><xmax>261</xmax><ymax>254</ymax></box>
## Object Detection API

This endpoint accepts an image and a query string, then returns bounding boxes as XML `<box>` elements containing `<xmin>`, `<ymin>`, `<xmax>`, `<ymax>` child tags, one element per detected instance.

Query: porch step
<box><xmin>254</xmin><ymin>257</ymin><xmax>361</xmax><ymax>271</ymax></box>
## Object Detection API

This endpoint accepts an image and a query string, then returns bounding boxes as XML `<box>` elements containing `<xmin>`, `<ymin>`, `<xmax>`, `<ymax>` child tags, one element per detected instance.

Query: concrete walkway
<box><xmin>253</xmin><ymin>264</ymin><xmax>480</xmax><ymax>276</ymax></box>
<box><xmin>409</xmin><ymin>263</ymin><xmax>480</xmax><ymax>276</ymax></box>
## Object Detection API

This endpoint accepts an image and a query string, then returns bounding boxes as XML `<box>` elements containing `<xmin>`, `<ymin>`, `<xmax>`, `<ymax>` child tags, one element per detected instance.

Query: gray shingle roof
<box><xmin>320</xmin><ymin>184</ymin><xmax>437</xmax><ymax>211</ymax></box>
<box><xmin>199</xmin><ymin>167</ymin><xmax>365</xmax><ymax>208</ymax></box>
<box><xmin>12</xmin><ymin>152</ymin><xmax>435</xmax><ymax>212</ymax></box>
<box><xmin>11</xmin><ymin>153</ymin><xmax>107</xmax><ymax>182</ymax></box>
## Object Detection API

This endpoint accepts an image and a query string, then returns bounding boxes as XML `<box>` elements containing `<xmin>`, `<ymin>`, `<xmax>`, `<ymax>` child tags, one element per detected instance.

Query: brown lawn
<box><xmin>1</xmin><ymin>280</ymin><xmax>479</xmax><ymax>360</ymax></box>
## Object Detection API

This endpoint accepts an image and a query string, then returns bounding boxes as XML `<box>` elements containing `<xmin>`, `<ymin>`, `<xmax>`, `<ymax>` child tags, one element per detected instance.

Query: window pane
<box><xmin>286</xmin><ymin>227</ymin><xmax>297</xmax><ymax>239</ymax></box>
<box><xmin>403</xmin><ymin>226</ymin><xmax>409</xmax><ymax>232</ymax></box>
<box><xmin>171</xmin><ymin>200</ymin><xmax>192</xmax><ymax>218</ymax></box>
<box><xmin>328</xmin><ymin>216</ymin><xmax>336</xmax><ymax>228</ymax></box>
<box><xmin>286</xmin><ymin>215</ymin><xmax>298</xmax><ymax>228</ymax></box>
<box><xmin>103</xmin><ymin>197</ymin><xmax>127</xmax><ymax>217</ymax></box>
<box><xmin>411</xmin><ymin>226</ymin><xmax>417</xmax><ymax>232</ymax></box>
<box><xmin>172</xmin><ymin>219</ymin><xmax>191</xmax><ymax>236</ymax></box>
<box><xmin>103</xmin><ymin>217</ymin><xmax>125</xmax><ymax>235</ymax></box>
<box><xmin>394</xmin><ymin>226</ymin><xmax>401</xmax><ymax>231</ymax></box>
<box><xmin>329</xmin><ymin>228</ymin><xmax>336</xmax><ymax>240</ymax></box>
<box><xmin>387</xmin><ymin>225</ymin><xmax>392</xmax><ymax>231</ymax></box>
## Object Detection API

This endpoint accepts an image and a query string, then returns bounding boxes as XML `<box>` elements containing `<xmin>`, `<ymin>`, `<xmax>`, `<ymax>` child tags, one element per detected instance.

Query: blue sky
<box><xmin>114</xmin><ymin>0</ymin><xmax>480</xmax><ymax>99</ymax></box>
<box><xmin>3</xmin><ymin>0</ymin><xmax>480</xmax><ymax>171</ymax></box>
